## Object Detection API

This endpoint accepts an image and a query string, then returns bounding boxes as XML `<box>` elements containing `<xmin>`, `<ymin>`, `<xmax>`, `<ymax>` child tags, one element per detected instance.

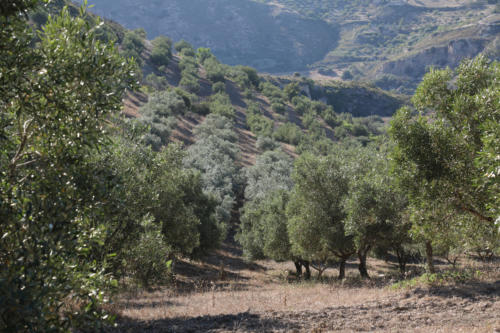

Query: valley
<box><xmin>82</xmin><ymin>0</ymin><xmax>499</xmax><ymax>93</ymax></box>
<box><xmin>1</xmin><ymin>1</ymin><xmax>498</xmax><ymax>332</ymax></box>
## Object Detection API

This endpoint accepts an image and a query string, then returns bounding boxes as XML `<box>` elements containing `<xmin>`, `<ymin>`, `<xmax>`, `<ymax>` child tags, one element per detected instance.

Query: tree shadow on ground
<box><xmin>411</xmin><ymin>280</ymin><xmax>500</xmax><ymax>300</ymax></box>
<box><xmin>110</xmin><ymin>311</ymin><xmax>300</xmax><ymax>333</ymax></box>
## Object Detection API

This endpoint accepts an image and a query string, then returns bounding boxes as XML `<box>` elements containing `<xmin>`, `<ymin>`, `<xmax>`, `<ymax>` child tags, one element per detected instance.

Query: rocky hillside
<box><xmin>77</xmin><ymin>0</ymin><xmax>339</xmax><ymax>73</ymax></box>
<box><xmin>80</xmin><ymin>0</ymin><xmax>499</xmax><ymax>94</ymax></box>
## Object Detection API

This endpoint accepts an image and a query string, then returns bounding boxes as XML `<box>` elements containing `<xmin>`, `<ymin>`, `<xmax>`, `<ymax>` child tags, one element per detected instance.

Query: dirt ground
<box><xmin>110</xmin><ymin>243</ymin><xmax>500</xmax><ymax>332</ymax></box>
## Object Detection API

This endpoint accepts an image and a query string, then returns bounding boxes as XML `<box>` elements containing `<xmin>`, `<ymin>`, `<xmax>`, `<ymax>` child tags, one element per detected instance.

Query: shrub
<box><xmin>174</xmin><ymin>39</ymin><xmax>194</xmax><ymax>53</ymax></box>
<box><xmin>121</xmin><ymin>29</ymin><xmax>146</xmax><ymax>66</ymax></box>
<box><xmin>180</xmin><ymin>74</ymin><xmax>200</xmax><ymax>93</ymax></box>
<box><xmin>124</xmin><ymin>216</ymin><xmax>173</xmax><ymax>288</ymax></box>
<box><xmin>151</xmin><ymin>35</ymin><xmax>172</xmax><ymax>67</ymax></box>
<box><xmin>247</xmin><ymin>113</ymin><xmax>274</xmax><ymax>137</ymax></box>
<box><xmin>271</xmin><ymin>102</ymin><xmax>286</xmax><ymax>114</ymax></box>
<box><xmin>212</xmin><ymin>81</ymin><xmax>226</xmax><ymax>94</ymax></box>
<box><xmin>273</xmin><ymin>122</ymin><xmax>303</xmax><ymax>145</ymax></box>
<box><xmin>145</xmin><ymin>73</ymin><xmax>167</xmax><ymax>90</ymax></box>
<box><xmin>204</xmin><ymin>57</ymin><xmax>226</xmax><ymax>83</ymax></box>
<box><xmin>256</xmin><ymin>136</ymin><xmax>280</xmax><ymax>151</ymax></box>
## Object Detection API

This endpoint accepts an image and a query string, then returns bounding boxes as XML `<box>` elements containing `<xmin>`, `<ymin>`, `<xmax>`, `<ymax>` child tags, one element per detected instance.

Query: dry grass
<box><xmin>110</xmin><ymin>251</ymin><xmax>500</xmax><ymax>332</ymax></box>
<box><xmin>116</xmin><ymin>282</ymin><xmax>396</xmax><ymax>321</ymax></box>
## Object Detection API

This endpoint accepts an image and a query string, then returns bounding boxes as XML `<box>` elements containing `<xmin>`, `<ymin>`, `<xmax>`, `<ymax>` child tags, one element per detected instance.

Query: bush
<box><xmin>256</xmin><ymin>136</ymin><xmax>280</xmax><ymax>151</ymax></box>
<box><xmin>212</xmin><ymin>81</ymin><xmax>226</xmax><ymax>94</ymax></box>
<box><xmin>273</xmin><ymin>122</ymin><xmax>303</xmax><ymax>145</ymax></box>
<box><xmin>284</xmin><ymin>82</ymin><xmax>300</xmax><ymax>101</ymax></box>
<box><xmin>145</xmin><ymin>73</ymin><xmax>167</xmax><ymax>90</ymax></box>
<box><xmin>239</xmin><ymin>66</ymin><xmax>260</xmax><ymax>87</ymax></box>
<box><xmin>271</xmin><ymin>102</ymin><xmax>286</xmax><ymax>114</ymax></box>
<box><xmin>247</xmin><ymin>113</ymin><xmax>274</xmax><ymax>137</ymax></box>
<box><xmin>121</xmin><ymin>29</ymin><xmax>146</xmax><ymax>66</ymax></box>
<box><xmin>180</xmin><ymin>74</ymin><xmax>200</xmax><ymax>93</ymax></box>
<box><xmin>209</xmin><ymin>93</ymin><xmax>235</xmax><ymax>118</ymax></box>
<box><xmin>260</xmin><ymin>81</ymin><xmax>284</xmax><ymax>100</ymax></box>
<box><xmin>322</xmin><ymin>106</ymin><xmax>340</xmax><ymax>127</ymax></box>
<box><xmin>191</xmin><ymin>102</ymin><xmax>211</xmax><ymax>115</ymax></box>
<box><xmin>125</xmin><ymin>216</ymin><xmax>173</xmax><ymax>288</ymax></box>
<box><xmin>204</xmin><ymin>57</ymin><xmax>226</xmax><ymax>83</ymax></box>
<box><xmin>174</xmin><ymin>39</ymin><xmax>194</xmax><ymax>53</ymax></box>
<box><xmin>151</xmin><ymin>35</ymin><xmax>172</xmax><ymax>67</ymax></box>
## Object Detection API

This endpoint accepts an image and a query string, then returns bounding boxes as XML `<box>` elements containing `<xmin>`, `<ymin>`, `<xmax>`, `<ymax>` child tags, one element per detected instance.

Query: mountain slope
<box><xmin>81</xmin><ymin>0</ymin><xmax>499</xmax><ymax>94</ymax></box>
<box><xmin>79</xmin><ymin>0</ymin><xmax>340</xmax><ymax>72</ymax></box>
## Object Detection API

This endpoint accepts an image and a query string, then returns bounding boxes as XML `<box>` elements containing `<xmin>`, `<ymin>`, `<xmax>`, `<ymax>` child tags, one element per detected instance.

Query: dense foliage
<box><xmin>0</xmin><ymin>2</ymin><xmax>218</xmax><ymax>330</ymax></box>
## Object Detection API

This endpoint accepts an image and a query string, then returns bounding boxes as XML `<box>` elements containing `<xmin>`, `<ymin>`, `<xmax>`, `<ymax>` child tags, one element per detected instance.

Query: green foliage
<box><xmin>271</xmin><ymin>101</ymin><xmax>287</xmax><ymax>114</ymax></box>
<box><xmin>204</xmin><ymin>57</ymin><xmax>226</xmax><ymax>83</ymax></box>
<box><xmin>239</xmin><ymin>66</ymin><xmax>260</xmax><ymax>87</ymax></box>
<box><xmin>390</xmin><ymin>56</ymin><xmax>500</xmax><ymax>270</ymax></box>
<box><xmin>179</xmin><ymin>74</ymin><xmax>200</xmax><ymax>93</ymax></box>
<box><xmin>184</xmin><ymin>114</ymin><xmax>241</xmax><ymax>236</ymax></box>
<box><xmin>0</xmin><ymin>2</ymin><xmax>136</xmax><ymax>330</ymax></box>
<box><xmin>212</xmin><ymin>81</ymin><xmax>226</xmax><ymax>94</ymax></box>
<box><xmin>121</xmin><ymin>28</ymin><xmax>146</xmax><ymax>66</ymax></box>
<box><xmin>150</xmin><ymin>35</ymin><xmax>172</xmax><ymax>67</ymax></box>
<box><xmin>291</xmin><ymin>95</ymin><xmax>311</xmax><ymax>115</ymax></box>
<box><xmin>145</xmin><ymin>73</ymin><xmax>168</xmax><ymax>90</ymax></box>
<box><xmin>287</xmin><ymin>153</ymin><xmax>354</xmax><ymax>264</ymax></box>
<box><xmin>139</xmin><ymin>89</ymin><xmax>188</xmax><ymax>150</ymax></box>
<box><xmin>256</xmin><ymin>136</ymin><xmax>280</xmax><ymax>151</ymax></box>
<box><xmin>390</xmin><ymin>55</ymin><xmax>499</xmax><ymax>226</ymax></box>
<box><xmin>238</xmin><ymin>190</ymin><xmax>291</xmax><ymax>260</ymax></box>
<box><xmin>284</xmin><ymin>82</ymin><xmax>300</xmax><ymax>101</ymax></box>
<box><xmin>196</xmin><ymin>47</ymin><xmax>213</xmax><ymax>63</ymax></box>
<box><xmin>237</xmin><ymin>151</ymin><xmax>294</xmax><ymax>260</ymax></box>
<box><xmin>273</xmin><ymin>122</ymin><xmax>303</xmax><ymax>145</ymax></box>
<box><xmin>245</xmin><ymin>150</ymin><xmax>294</xmax><ymax>202</ymax></box>
<box><xmin>260</xmin><ymin>81</ymin><xmax>285</xmax><ymax>100</ymax></box>
<box><xmin>174</xmin><ymin>39</ymin><xmax>194</xmax><ymax>53</ymax></box>
<box><xmin>209</xmin><ymin>92</ymin><xmax>235</xmax><ymax>118</ymax></box>
<box><xmin>178</xmin><ymin>46</ymin><xmax>200</xmax><ymax>93</ymax></box>
<box><xmin>124</xmin><ymin>215</ymin><xmax>173</xmax><ymax>288</ymax></box>
<box><xmin>343</xmin><ymin>145</ymin><xmax>409</xmax><ymax>276</ymax></box>
<box><xmin>247</xmin><ymin>113</ymin><xmax>274</xmax><ymax>137</ymax></box>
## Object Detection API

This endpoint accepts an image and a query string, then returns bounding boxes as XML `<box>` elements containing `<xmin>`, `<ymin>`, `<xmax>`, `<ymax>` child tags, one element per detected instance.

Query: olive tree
<box><xmin>184</xmin><ymin>114</ymin><xmax>242</xmax><ymax>240</ymax></box>
<box><xmin>287</xmin><ymin>153</ymin><xmax>354</xmax><ymax>279</ymax></box>
<box><xmin>343</xmin><ymin>145</ymin><xmax>409</xmax><ymax>278</ymax></box>
<box><xmin>390</xmin><ymin>56</ymin><xmax>500</xmax><ymax>270</ymax></box>
<box><xmin>236</xmin><ymin>151</ymin><xmax>307</xmax><ymax>276</ymax></box>
<box><xmin>0</xmin><ymin>2</ymin><xmax>136</xmax><ymax>330</ymax></box>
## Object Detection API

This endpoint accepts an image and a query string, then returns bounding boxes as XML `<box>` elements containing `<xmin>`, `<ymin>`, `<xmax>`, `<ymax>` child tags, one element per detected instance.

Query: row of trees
<box><xmin>238</xmin><ymin>144</ymin><xmax>409</xmax><ymax>279</ymax></box>
<box><xmin>238</xmin><ymin>56</ymin><xmax>499</xmax><ymax>279</ymax></box>
<box><xmin>0</xmin><ymin>2</ymin><xmax>222</xmax><ymax>330</ymax></box>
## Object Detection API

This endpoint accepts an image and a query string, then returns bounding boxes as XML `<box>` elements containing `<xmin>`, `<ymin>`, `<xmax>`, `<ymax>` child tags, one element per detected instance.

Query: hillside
<box><xmin>122</xmin><ymin>45</ymin><xmax>404</xmax><ymax>166</ymax></box>
<box><xmin>76</xmin><ymin>0</ymin><xmax>339</xmax><ymax>73</ymax></box>
<box><xmin>80</xmin><ymin>0</ymin><xmax>499</xmax><ymax>94</ymax></box>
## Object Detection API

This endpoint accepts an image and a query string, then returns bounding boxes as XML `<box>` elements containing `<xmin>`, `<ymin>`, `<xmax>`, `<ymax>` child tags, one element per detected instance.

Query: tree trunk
<box><xmin>338</xmin><ymin>258</ymin><xmax>346</xmax><ymax>280</ymax></box>
<box><xmin>396</xmin><ymin>249</ymin><xmax>406</xmax><ymax>275</ymax></box>
<box><xmin>357</xmin><ymin>250</ymin><xmax>370</xmax><ymax>279</ymax></box>
<box><xmin>294</xmin><ymin>260</ymin><xmax>302</xmax><ymax>277</ymax></box>
<box><xmin>303</xmin><ymin>260</ymin><xmax>311</xmax><ymax>280</ymax></box>
<box><xmin>425</xmin><ymin>240</ymin><xmax>435</xmax><ymax>274</ymax></box>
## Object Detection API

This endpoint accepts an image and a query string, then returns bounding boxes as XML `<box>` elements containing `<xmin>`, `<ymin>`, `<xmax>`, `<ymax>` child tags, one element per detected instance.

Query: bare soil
<box><xmin>110</xmin><ymin>243</ymin><xmax>500</xmax><ymax>332</ymax></box>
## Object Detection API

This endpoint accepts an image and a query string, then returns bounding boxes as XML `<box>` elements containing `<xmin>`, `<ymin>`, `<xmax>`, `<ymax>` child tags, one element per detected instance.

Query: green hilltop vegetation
<box><xmin>80</xmin><ymin>0</ymin><xmax>499</xmax><ymax>94</ymax></box>
<box><xmin>1</xmin><ymin>0</ymin><xmax>499</xmax><ymax>331</ymax></box>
